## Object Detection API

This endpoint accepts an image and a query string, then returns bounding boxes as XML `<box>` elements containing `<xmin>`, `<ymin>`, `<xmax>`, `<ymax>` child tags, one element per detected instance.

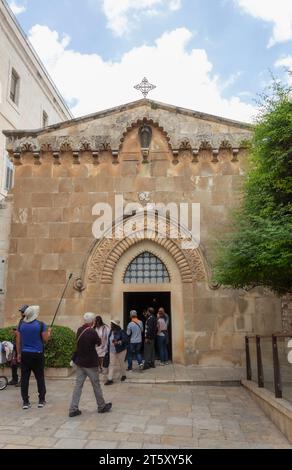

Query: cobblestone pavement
<box><xmin>0</xmin><ymin>379</ymin><xmax>291</xmax><ymax>449</ymax></box>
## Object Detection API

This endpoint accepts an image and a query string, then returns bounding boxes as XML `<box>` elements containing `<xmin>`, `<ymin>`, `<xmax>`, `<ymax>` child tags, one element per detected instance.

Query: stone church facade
<box><xmin>3</xmin><ymin>99</ymin><xmax>283</xmax><ymax>366</ymax></box>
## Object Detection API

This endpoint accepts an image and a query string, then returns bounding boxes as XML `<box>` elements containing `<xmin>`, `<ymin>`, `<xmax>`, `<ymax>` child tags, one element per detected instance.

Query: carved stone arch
<box><xmin>85</xmin><ymin>236</ymin><xmax>207</xmax><ymax>287</ymax></box>
<box><xmin>119</xmin><ymin>117</ymin><xmax>173</xmax><ymax>151</ymax></box>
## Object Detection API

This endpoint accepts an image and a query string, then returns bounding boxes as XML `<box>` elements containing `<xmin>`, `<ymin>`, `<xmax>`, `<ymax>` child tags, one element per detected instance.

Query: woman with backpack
<box><xmin>104</xmin><ymin>320</ymin><xmax>128</xmax><ymax>386</ymax></box>
<box><xmin>16</xmin><ymin>306</ymin><xmax>52</xmax><ymax>409</ymax></box>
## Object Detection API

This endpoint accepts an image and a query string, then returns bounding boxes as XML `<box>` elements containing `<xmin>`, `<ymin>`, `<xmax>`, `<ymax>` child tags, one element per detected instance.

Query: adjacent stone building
<box><xmin>0</xmin><ymin>0</ymin><xmax>72</xmax><ymax>321</ymax></box>
<box><xmin>3</xmin><ymin>98</ymin><xmax>283</xmax><ymax>366</ymax></box>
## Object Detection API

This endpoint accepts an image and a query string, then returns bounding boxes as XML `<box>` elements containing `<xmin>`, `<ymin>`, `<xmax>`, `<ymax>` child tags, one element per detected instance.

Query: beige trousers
<box><xmin>108</xmin><ymin>349</ymin><xmax>127</xmax><ymax>381</ymax></box>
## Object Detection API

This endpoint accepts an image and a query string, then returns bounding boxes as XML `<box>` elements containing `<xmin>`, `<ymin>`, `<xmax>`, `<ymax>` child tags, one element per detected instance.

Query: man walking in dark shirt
<box><xmin>143</xmin><ymin>307</ymin><xmax>157</xmax><ymax>370</ymax></box>
<box><xmin>69</xmin><ymin>312</ymin><xmax>112</xmax><ymax>417</ymax></box>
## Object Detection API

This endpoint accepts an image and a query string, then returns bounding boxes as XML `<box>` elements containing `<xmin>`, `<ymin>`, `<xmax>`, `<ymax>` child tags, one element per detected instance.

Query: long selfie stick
<box><xmin>51</xmin><ymin>273</ymin><xmax>73</xmax><ymax>327</ymax></box>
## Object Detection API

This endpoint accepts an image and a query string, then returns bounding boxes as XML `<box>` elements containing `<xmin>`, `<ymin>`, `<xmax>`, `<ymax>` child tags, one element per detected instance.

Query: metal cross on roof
<box><xmin>134</xmin><ymin>77</ymin><xmax>156</xmax><ymax>98</ymax></box>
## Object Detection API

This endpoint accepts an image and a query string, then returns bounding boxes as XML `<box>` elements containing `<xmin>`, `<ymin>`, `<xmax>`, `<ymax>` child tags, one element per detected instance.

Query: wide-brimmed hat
<box><xmin>111</xmin><ymin>319</ymin><xmax>121</xmax><ymax>328</ymax></box>
<box><xmin>19</xmin><ymin>304</ymin><xmax>29</xmax><ymax>314</ymax></box>
<box><xmin>23</xmin><ymin>306</ymin><xmax>40</xmax><ymax>323</ymax></box>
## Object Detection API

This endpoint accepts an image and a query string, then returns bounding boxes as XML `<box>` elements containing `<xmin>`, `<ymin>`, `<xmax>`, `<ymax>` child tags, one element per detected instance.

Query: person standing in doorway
<box><xmin>69</xmin><ymin>312</ymin><xmax>112</xmax><ymax>417</ymax></box>
<box><xmin>158</xmin><ymin>307</ymin><xmax>170</xmax><ymax>328</ymax></box>
<box><xmin>143</xmin><ymin>307</ymin><xmax>157</xmax><ymax>370</ymax></box>
<box><xmin>105</xmin><ymin>320</ymin><xmax>128</xmax><ymax>385</ymax></box>
<box><xmin>126</xmin><ymin>310</ymin><xmax>144</xmax><ymax>371</ymax></box>
<box><xmin>156</xmin><ymin>310</ymin><xmax>169</xmax><ymax>365</ymax></box>
<box><xmin>16</xmin><ymin>306</ymin><xmax>51</xmax><ymax>410</ymax></box>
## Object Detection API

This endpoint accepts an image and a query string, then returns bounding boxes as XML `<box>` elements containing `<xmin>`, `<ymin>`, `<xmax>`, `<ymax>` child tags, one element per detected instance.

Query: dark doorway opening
<box><xmin>123</xmin><ymin>291</ymin><xmax>172</xmax><ymax>360</ymax></box>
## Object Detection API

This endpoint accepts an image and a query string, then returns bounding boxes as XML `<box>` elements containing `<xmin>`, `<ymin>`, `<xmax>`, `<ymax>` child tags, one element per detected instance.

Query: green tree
<box><xmin>213</xmin><ymin>82</ymin><xmax>292</xmax><ymax>294</ymax></box>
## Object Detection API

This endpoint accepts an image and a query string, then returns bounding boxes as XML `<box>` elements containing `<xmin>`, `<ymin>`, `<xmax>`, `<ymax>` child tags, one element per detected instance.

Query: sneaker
<box><xmin>126</xmin><ymin>368</ymin><xmax>132</xmax><ymax>371</ymax></box>
<box><xmin>98</xmin><ymin>403</ymin><xmax>112</xmax><ymax>414</ymax></box>
<box><xmin>22</xmin><ymin>402</ymin><xmax>31</xmax><ymax>410</ymax></box>
<box><xmin>104</xmin><ymin>380</ymin><xmax>113</xmax><ymax>386</ymax></box>
<box><xmin>121</xmin><ymin>376</ymin><xmax>127</xmax><ymax>382</ymax></box>
<box><xmin>165</xmin><ymin>362</ymin><xmax>169</xmax><ymax>365</ymax></box>
<box><xmin>8</xmin><ymin>380</ymin><xmax>18</xmax><ymax>386</ymax></box>
<box><xmin>38</xmin><ymin>400</ymin><xmax>46</xmax><ymax>408</ymax></box>
<box><xmin>159</xmin><ymin>362</ymin><xmax>165</xmax><ymax>366</ymax></box>
<box><xmin>139</xmin><ymin>363</ymin><xmax>144</xmax><ymax>370</ymax></box>
<box><xmin>15</xmin><ymin>382</ymin><xmax>21</xmax><ymax>388</ymax></box>
<box><xmin>69</xmin><ymin>409</ymin><xmax>82</xmax><ymax>418</ymax></box>
<box><xmin>150</xmin><ymin>362</ymin><xmax>156</xmax><ymax>368</ymax></box>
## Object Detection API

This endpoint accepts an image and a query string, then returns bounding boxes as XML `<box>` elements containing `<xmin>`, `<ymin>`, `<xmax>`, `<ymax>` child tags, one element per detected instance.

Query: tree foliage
<box><xmin>213</xmin><ymin>82</ymin><xmax>292</xmax><ymax>294</ymax></box>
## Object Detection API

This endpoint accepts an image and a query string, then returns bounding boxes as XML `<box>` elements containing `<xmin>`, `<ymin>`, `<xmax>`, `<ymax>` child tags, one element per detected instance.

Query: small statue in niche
<box><xmin>139</xmin><ymin>125</ymin><xmax>152</xmax><ymax>149</ymax></box>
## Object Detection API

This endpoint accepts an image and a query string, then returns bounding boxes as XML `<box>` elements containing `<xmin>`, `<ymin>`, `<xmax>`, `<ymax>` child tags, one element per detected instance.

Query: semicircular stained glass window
<box><xmin>124</xmin><ymin>252</ymin><xmax>170</xmax><ymax>284</ymax></box>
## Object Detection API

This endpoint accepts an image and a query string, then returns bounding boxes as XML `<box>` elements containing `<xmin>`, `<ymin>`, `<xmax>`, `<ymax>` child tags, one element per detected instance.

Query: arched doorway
<box><xmin>123</xmin><ymin>251</ymin><xmax>172</xmax><ymax>359</ymax></box>
<box><xmin>110</xmin><ymin>240</ymin><xmax>185</xmax><ymax>364</ymax></box>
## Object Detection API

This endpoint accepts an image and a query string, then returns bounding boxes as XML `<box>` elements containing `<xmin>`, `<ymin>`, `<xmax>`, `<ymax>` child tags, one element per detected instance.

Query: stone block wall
<box><xmin>2</xmin><ymin>102</ymin><xmax>284</xmax><ymax>365</ymax></box>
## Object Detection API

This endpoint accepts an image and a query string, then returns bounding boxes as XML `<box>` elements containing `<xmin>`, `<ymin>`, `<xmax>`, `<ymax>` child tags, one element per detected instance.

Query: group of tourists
<box><xmin>6</xmin><ymin>304</ymin><xmax>170</xmax><ymax>417</ymax></box>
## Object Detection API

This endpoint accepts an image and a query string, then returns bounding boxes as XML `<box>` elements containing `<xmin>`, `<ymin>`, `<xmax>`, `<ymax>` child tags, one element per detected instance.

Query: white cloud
<box><xmin>234</xmin><ymin>0</ymin><xmax>292</xmax><ymax>47</ymax></box>
<box><xmin>28</xmin><ymin>24</ymin><xmax>255</xmax><ymax>122</ymax></box>
<box><xmin>100</xmin><ymin>0</ymin><xmax>182</xmax><ymax>36</ymax></box>
<box><xmin>9</xmin><ymin>1</ymin><xmax>26</xmax><ymax>15</ymax></box>
<box><xmin>275</xmin><ymin>56</ymin><xmax>292</xmax><ymax>85</ymax></box>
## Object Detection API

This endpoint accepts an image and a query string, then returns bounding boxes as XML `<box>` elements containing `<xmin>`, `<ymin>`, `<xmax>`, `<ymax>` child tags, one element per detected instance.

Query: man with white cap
<box><xmin>16</xmin><ymin>306</ymin><xmax>52</xmax><ymax>410</ymax></box>
<box><xmin>69</xmin><ymin>312</ymin><xmax>112</xmax><ymax>417</ymax></box>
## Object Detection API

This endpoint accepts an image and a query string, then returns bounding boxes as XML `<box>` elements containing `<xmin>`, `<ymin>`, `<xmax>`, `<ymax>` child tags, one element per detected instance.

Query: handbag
<box><xmin>71</xmin><ymin>327</ymin><xmax>91</xmax><ymax>364</ymax></box>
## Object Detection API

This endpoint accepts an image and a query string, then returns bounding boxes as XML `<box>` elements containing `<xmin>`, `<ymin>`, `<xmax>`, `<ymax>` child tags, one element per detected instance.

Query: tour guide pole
<box><xmin>51</xmin><ymin>273</ymin><xmax>73</xmax><ymax>327</ymax></box>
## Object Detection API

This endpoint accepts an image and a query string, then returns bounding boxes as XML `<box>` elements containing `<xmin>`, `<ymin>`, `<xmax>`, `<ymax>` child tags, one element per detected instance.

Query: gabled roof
<box><xmin>3</xmin><ymin>98</ymin><xmax>252</xmax><ymax>138</ymax></box>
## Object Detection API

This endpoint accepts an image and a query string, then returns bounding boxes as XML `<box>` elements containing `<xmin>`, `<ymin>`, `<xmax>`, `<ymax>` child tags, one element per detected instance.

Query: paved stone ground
<box><xmin>125</xmin><ymin>364</ymin><xmax>245</xmax><ymax>384</ymax></box>
<box><xmin>0</xmin><ymin>378</ymin><xmax>291</xmax><ymax>449</ymax></box>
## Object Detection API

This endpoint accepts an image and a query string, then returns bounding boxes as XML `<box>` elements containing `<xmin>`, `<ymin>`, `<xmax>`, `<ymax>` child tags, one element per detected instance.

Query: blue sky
<box><xmin>8</xmin><ymin>0</ymin><xmax>292</xmax><ymax>122</ymax></box>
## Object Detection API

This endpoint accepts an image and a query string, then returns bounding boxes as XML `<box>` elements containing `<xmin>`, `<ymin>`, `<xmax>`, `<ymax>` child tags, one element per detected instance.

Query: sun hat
<box><xmin>23</xmin><ymin>306</ymin><xmax>40</xmax><ymax>323</ymax></box>
<box><xmin>19</xmin><ymin>305</ymin><xmax>29</xmax><ymax>314</ymax></box>
<box><xmin>83</xmin><ymin>312</ymin><xmax>95</xmax><ymax>324</ymax></box>
<box><xmin>111</xmin><ymin>319</ymin><xmax>121</xmax><ymax>328</ymax></box>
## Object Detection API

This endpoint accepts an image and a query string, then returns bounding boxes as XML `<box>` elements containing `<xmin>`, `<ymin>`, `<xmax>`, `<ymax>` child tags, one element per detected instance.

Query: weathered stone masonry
<box><xmin>3</xmin><ymin>99</ymin><xmax>283</xmax><ymax>365</ymax></box>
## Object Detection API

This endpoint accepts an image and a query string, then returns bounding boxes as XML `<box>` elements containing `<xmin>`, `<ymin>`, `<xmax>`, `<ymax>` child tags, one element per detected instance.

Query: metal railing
<box><xmin>245</xmin><ymin>333</ymin><xmax>292</xmax><ymax>400</ymax></box>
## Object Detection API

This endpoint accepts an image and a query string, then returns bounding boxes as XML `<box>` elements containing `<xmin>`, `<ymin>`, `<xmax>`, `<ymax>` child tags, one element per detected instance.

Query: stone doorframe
<box><xmin>111</xmin><ymin>239</ymin><xmax>185</xmax><ymax>364</ymax></box>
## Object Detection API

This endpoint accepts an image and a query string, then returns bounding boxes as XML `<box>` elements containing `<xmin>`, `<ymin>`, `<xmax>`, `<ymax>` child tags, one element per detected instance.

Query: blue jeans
<box><xmin>157</xmin><ymin>335</ymin><xmax>168</xmax><ymax>363</ymax></box>
<box><xmin>127</xmin><ymin>343</ymin><xmax>143</xmax><ymax>370</ymax></box>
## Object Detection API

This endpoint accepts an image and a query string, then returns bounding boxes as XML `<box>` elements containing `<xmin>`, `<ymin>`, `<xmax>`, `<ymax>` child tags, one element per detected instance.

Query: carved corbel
<box><xmin>112</xmin><ymin>150</ymin><xmax>119</xmax><ymax>165</ymax></box>
<box><xmin>212</xmin><ymin>149</ymin><xmax>219</xmax><ymax>163</ymax></box>
<box><xmin>41</xmin><ymin>144</ymin><xmax>53</xmax><ymax>154</ymax></box>
<box><xmin>141</xmin><ymin>149</ymin><xmax>149</xmax><ymax>164</ymax></box>
<box><xmin>231</xmin><ymin>148</ymin><xmax>239</xmax><ymax>162</ymax></box>
<box><xmin>192</xmin><ymin>149</ymin><xmax>199</xmax><ymax>163</ymax></box>
<box><xmin>73</xmin><ymin>151</ymin><xmax>80</xmax><ymax>165</ymax></box>
<box><xmin>172</xmin><ymin>150</ymin><xmax>179</xmax><ymax>165</ymax></box>
<box><xmin>92</xmin><ymin>151</ymin><xmax>100</xmax><ymax>165</ymax></box>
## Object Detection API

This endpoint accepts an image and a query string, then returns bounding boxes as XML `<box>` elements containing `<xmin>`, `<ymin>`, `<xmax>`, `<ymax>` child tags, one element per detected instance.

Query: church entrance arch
<box><xmin>110</xmin><ymin>240</ymin><xmax>185</xmax><ymax>364</ymax></box>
